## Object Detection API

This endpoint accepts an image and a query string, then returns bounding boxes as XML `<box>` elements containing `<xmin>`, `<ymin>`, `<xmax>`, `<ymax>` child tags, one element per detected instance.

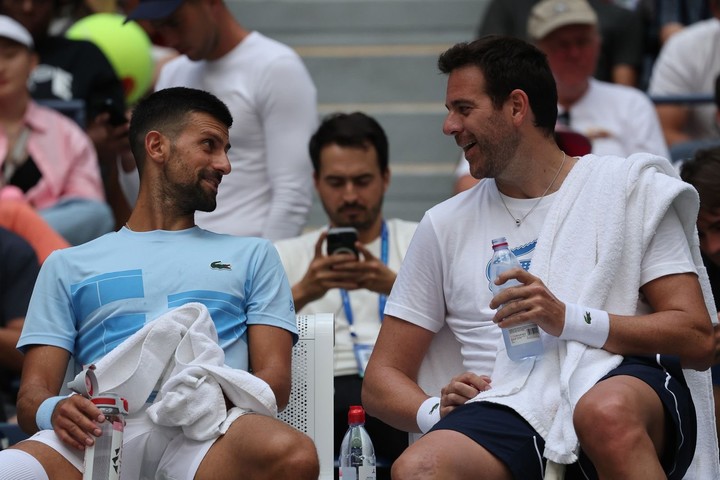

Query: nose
<box><xmin>342</xmin><ymin>181</ymin><xmax>358</xmax><ymax>202</ymax></box>
<box><xmin>216</xmin><ymin>153</ymin><xmax>231</xmax><ymax>175</ymax></box>
<box><xmin>442</xmin><ymin>111</ymin><xmax>460</xmax><ymax>137</ymax></box>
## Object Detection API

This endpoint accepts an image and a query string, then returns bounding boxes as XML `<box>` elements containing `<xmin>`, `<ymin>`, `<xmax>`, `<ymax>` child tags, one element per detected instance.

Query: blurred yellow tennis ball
<box><xmin>66</xmin><ymin>13</ymin><xmax>153</xmax><ymax>105</ymax></box>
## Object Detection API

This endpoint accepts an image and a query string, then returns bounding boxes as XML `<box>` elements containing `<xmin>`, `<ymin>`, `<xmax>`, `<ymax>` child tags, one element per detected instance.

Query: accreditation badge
<box><xmin>353</xmin><ymin>343</ymin><xmax>374</xmax><ymax>377</ymax></box>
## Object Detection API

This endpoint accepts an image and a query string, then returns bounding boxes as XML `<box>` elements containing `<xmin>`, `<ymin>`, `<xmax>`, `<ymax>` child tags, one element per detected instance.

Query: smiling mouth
<box><xmin>461</xmin><ymin>141</ymin><xmax>477</xmax><ymax>152</ymax></box>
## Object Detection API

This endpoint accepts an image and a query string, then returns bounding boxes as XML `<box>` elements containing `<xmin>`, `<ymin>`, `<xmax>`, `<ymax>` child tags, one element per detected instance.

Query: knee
<box><xmin>263</xmin><ymin>431</ymin><xmax>319</xmax><ymax>479</ymax></box>
<box><xmin>574</xmin><ymin>392</ymin><xmax>643</xmax><ymax>457</ymax></box>
<box><xmin>391</xmin><ymin>445</ymin><xmax>438</xmax><ymax>480</ymax></box>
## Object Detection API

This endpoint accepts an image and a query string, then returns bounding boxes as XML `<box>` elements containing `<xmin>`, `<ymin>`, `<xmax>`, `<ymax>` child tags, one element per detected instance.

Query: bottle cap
<box><xmin>66</xmin><ymin>365</ymin><xmax>99</xmax><ymax>398</ymax></box>
<box><xmin>348</xmin><ymin>405</ymin><xmax>366</xmax><ymax>425</ymax></box>
<box><xmin>491</xmin><ymin>237</ymin><xmax>509</xmax><ymax>249</ymax></box>
<box><xmin>91</xmin><ymin>394</ymin><xmax>129</xmax><ymax>414</ymax></box>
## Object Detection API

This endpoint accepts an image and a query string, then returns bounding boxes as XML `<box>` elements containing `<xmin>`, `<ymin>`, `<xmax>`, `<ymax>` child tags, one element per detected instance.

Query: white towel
<box><xmin>469</xmin><ymin>154</ymin><xmax>719</xmax><ymax>477</ymax></box>
<box><xmin>74</xmin><ymin>302</ymin><xmax>277</xmax><ymax>441</ymax></box>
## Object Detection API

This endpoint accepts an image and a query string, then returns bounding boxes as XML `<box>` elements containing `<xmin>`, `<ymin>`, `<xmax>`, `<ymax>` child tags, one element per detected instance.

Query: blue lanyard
<box><xmin>340</xmin><ymin>220</ymin><xmax>388</xmax><ymax>339</ymax></box>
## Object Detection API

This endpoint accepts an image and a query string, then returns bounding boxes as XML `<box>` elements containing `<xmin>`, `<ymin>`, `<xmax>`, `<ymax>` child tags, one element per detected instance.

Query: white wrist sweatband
<box><xmin>36</xmin><ymin>396</ymin><xmax>67</xmax><ymax>431</ymax></box>
<box><xmin>560</xmin><ymin>303</ymin><xmax>610</xmax><ymax>348</ymax></box>
<box><xmin>416</xmin><ymin>396</ymin><xmax>441</xmax><ymax>434</ymax></box>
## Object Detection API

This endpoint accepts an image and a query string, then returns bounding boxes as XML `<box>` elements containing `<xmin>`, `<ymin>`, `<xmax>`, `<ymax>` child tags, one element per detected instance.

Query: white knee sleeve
<box><xmin>0</xmin><ymin>449</ymin><xmax>49</xmax><ymax>480</ymax></box>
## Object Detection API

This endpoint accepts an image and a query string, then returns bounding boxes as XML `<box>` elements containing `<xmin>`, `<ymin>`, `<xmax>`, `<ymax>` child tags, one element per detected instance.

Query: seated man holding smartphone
<box><xmin>274</xmin><ymin>112</ymin><xmax>417</xmax><ymax>477</ymax></box>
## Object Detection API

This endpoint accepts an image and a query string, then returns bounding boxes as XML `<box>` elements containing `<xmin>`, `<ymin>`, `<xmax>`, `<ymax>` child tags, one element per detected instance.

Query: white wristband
<box><xmin>36</xmin><ymin>395</ymin><xmax>67</xmax><ymax>431</ymax></box>
<box><xmin>416</xmin><ymin>396</ymin><xmax>441</xmax><ymax>434</ymax></box>
<box><xmin>560</xmin><ymin>303</ymin><xmax>610</xmax><ymax>348</ymax></box>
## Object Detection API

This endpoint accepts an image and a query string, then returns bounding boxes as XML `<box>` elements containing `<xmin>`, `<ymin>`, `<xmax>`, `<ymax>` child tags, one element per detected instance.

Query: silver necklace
<box><xmin>498</xmin><ymin>152</ymin><xmax>567</xmax><ymax>227</ymax></box>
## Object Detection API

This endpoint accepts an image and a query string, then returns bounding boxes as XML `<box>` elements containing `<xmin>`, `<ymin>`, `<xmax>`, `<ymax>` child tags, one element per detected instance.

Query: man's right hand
<box><xmin>51</xmin><ymin>395</ymin><xmax>105</xmax><ymax>450</ymax></box>
<box><xmin>292</xmin><ymin>232</ymin><xmax>361</xmax><ymax>310</ymax></box>
<box><xmin>439</xmin><ymin>372</ymin><xmax>492</xmax><ymax>418</ymax></box>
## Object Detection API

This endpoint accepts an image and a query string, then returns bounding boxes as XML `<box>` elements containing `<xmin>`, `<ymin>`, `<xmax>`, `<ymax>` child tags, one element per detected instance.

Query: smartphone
<box><xmin>326</xmin><ymin>227</ymin><xmax>359</xmax><ymax>258</ymax></box>
<box><xmin>98</xmin><ymin>97</ymin><xmax>128</xmax><ymax>126</ymax></box>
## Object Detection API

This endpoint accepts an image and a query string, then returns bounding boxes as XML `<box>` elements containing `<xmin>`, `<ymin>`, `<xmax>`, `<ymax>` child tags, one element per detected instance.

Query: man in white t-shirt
<box><xmin>126</xmin><ymin>0</ymin><xmax>317</xmax><ymax>240</ymax></box>
<box><xmin>362</xmin><ymin>33</ymin><xmax>718</xmax><ymax>479</ymax></box>
<box><xmin>274</xmin><ymin>112</ymin><xmax>417</xmax><ymax>476</ymax></box>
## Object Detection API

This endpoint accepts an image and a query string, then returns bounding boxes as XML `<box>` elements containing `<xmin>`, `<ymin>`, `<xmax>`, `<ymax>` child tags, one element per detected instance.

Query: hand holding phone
<box><xmin>326</xmin><ymin>227</ymin><xmax>359</xmax><ymax>258</ymax></box>
<box><xmin>98</xmin><ymin>97</ymin><xmax>128</xmax><ymax>126</ymax></box>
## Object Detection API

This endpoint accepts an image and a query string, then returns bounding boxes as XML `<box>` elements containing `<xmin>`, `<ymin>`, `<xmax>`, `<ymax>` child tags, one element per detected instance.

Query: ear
<box><xmin>312</xmin><ymin>170</ymin><xmax>320</xmax><ymax>190</ymax></box>
<box><xmin>382</xmin><ymin>167</ymin><xmax>391</xmax><ymax>193</ymax></box>
<box><xmin>145</xmin><ymin>131</ymin><xmax>168</xmax><ymax>166</ymax></box>
<box><xmin>507</xmin><ymin>89</ymin><xmax>530</xmax><ymax>127</ymax></box>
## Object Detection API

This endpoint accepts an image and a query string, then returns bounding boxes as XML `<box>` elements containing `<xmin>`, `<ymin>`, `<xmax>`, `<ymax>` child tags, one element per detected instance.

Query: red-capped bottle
<box><xmin>338</xmin><ymin>405</ymin><xmax>376</xmax><ymax>479</ymax></box>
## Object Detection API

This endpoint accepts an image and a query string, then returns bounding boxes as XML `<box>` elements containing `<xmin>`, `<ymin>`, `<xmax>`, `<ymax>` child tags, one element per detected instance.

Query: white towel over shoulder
<box><xmin>73</xmin><ymin>302</ymin><xmax>277</xmax><ymax>441</ymax></box>
<box><xmin>469</xmin><ymin>153</ymin><xmax>719</xmax><ymax>478</ymax></box>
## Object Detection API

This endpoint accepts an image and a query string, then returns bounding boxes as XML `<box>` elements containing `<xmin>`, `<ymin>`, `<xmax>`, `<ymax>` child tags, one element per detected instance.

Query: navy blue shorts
<box><xmin>429</xmin><ymin>355</ymin><xmax>696</xmax><ymax>480</ymax></box>
<box><xmin>711</xmin><ymin>364</ymin><xmax>720</xmax><ymax>385</ymax></box>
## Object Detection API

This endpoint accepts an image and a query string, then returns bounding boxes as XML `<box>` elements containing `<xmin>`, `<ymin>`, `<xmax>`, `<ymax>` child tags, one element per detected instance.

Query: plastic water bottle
<box><xmin>489</xmin><ymin>237</ymin><xmax>543</xmax><ymax>361</ymax></box>
<box><xmin>339</xmin><ymin>405</ymin><xmax>376</xmax><ymax>480</ymax></box>
<box><xmin>83</xmin><ymin>395</ymin><xmax>128</xmax><ymax>480</ymax></box>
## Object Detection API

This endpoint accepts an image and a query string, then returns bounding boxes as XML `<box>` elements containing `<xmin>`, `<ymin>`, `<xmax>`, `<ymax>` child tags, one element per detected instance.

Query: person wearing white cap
<box><xmin>0</xmin><ymin>15</ymin><xmax>113</xmax><ymax>246</ymax></box>
<box><xmin>453</xmin><ymin>0</ymin><xmax>666</xmax><ymax>194</ymax></box>
<box><xmin>528</xmin><ymin>0</ymin><xmax>669</xmax><ymax>161</ymax></box>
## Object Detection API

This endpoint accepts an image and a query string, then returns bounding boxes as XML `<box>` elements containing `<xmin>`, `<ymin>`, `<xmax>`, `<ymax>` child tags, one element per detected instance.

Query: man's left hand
<box><xmin>489</xmin><ymin>268</ymin><xmax>566</xmax><ymax>337</ymax></box>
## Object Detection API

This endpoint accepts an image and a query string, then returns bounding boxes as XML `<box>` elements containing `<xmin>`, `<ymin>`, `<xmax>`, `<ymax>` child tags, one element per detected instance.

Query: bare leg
<box><xmin>574</xmin><ymin>375</ymin><xmax>666</xmax><ymax>479</ymax></box>
<box><xmin>195</xmin><ymin>414</ymin><xmax>319</xmax><ymax>480</ymax></box>
<box><xmin>11</xmin><ymin>440</ymin><xmax>81</xmax><ymax>480</ymax></box>
<box><xmin>391</xmin><ymin>429</ymin><xmax>512</xmax><ymax>480</ymax></box>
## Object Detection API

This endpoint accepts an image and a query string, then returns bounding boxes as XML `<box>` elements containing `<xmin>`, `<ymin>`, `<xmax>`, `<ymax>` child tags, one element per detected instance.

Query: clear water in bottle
<box><xmin>489</xmin><ymin>237</ymin><xmax>543</xmax><ymax>361</ymax></box>
<box><xmin>339</xmin><ymin>405</ymin><xmax>376</xmax><ymax>480</ymax></box>
<box><xmin>83</xmin><ymin>395</ymin><xmax>128</xmax><ymax>480</ymax></box>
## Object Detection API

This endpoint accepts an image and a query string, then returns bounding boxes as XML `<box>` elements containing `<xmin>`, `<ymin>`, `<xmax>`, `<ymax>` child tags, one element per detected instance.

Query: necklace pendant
<box><xmin>515</xmin><ymin>218</ymin><xmax>521</xmax><ymax>227</ymax></box>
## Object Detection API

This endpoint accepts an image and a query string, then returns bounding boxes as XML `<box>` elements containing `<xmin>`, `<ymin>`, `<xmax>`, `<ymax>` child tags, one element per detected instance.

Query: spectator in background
<box><xmin>126</xmin><ymin>0</ymin><xmax>318</xmax><ymax>241</ymax></box>
<box><xmin>477</xmin><ymin>0</ymin><xmax>645</xmax><ymax>87</ymax></box>
<box><xmin>0</xmin><ymin>228</ymin><xmax>39</xmax><ymax>423</ymax></box>
<box><xmin>274</xmin><ymin>112</ymin><xmax>416</xmax><ymax>477</ymax></box>
<box><xmin>0</xmin><ymin>0</ymin><xmax>133</xmax><ymax>229</ymax></box>
<box><xmin>648</xmin><ymin>0</ymin><xmax>720</xmax><ymax>152</ymax></box>
<box><xmin>0</xmin><ymin>201</ymin><xmax>68</xmax><ymax>264</ymax></box>
<box><xmin>455</xmin><ymin>0</ymin><xmax>667</xmax><ymax>193</ymax></box>
<box><xmin>0</xmin><ymin>15</ymin><xmax>112</xmax><ymax>245</ymax></box>
<box><xmin>680</xmin><ymin>146</ymin><xmax>720</xmax><ymax>457</ymax></box>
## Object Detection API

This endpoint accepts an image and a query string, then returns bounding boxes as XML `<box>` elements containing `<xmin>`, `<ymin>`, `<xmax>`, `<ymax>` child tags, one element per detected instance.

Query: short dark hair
<box><xmin>128</xmin><ymin>87</ymin><xmax>233</xmax><ymax>174</ymax></box>
<box><xmin>437</xmin><ymin>35</ymin><xmax>558</xmax><ymax>136</ymax></box>
<box><xmin>681</xmin><ymin>146</ymin><xmax>720</xmax><ymax>211</ymax></box>
<box><xmin>308</xmin><ymin>112</ymin><xmax>389</xmax><ymax>173</ymax></box>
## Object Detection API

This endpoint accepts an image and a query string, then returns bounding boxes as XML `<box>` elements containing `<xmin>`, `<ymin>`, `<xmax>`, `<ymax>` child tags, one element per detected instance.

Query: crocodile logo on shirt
<box><xmin>211</xmin><ymin>261</ymin><xmax>232</xmax><ymax>271</ymax></box>
<box><xmin>584</xmin><ymin>311</ymin><xmax>592</xmax><ymax>324</ymax></box>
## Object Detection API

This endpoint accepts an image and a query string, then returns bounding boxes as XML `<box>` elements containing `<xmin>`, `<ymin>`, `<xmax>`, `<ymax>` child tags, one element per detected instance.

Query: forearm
<box><xmin>16</xmin><ymin>381</ymin><xmax>63</xmax><ymax>434</ymax></box>
<box><xmin>362</xmin><ymin>364</ymin><xmax>429</xmax><ymax>433</ymax></box>
<box><xmin>252</xmin><ymin>366</ymin><xmax>291</xmax><ymax>411</ymax></box>
<box><xmin>603</xmin><ymin>309</ymin><xmax>714</xmax><ymax>370</ymax></box>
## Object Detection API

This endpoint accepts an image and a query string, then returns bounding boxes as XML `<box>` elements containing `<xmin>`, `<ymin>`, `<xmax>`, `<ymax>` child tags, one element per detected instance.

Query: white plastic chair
<box><xmin>278</xmin><ymin>313</ymin><xmax>335</xmax><ymax>479</ymax></box>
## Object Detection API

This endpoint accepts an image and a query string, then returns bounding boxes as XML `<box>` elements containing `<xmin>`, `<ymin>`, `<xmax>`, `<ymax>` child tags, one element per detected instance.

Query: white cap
<box><xmin>527</xmin><ymin>0</ymin><xmax>598</xmax><ymax>41</ymax></box>
<box><xmin>0</xmin><ymin>15</ymin><xmax>33</xmax><ymax>49</ymax></box>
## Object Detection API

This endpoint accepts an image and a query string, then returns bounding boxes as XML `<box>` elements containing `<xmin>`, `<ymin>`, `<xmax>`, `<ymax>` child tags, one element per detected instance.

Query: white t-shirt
<box><xmin>156</xmin><ymin>32</ymin><xmax>318</xmax><ymax>240</ymax></box>
<box><xmin>386</xmin><ymin>172</ymin><xmax>694</xmax><ymax>376</ymax></box>
<box><xmin>274</xmin><ymin>219</ymin><xmax>418</xmax><ymax>376</ymax></box>
<box><xmin>649</xmin><ymin>17</ymin><xmax>720</xmax><ymax>141</ymax></box>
